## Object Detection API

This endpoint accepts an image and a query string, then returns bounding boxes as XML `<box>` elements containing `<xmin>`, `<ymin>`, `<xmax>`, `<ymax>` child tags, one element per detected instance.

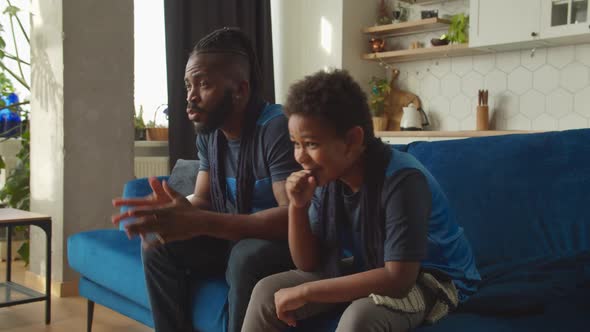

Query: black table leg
<box><xmin>6</xmin><ymin>225</ymin><xmax>11</xmax><ymax>282</ymax></box>
<box><xmin>41</xmin><ymin>223</ymin><xmax>51</xmax><ymax>325</ymax></box>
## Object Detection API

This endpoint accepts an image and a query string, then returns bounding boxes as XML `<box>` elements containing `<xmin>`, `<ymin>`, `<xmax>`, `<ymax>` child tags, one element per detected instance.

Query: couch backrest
<box><xmin>406</xmin><ymin>129</ymin><xmax>590</xmax><ymax>278</ymax></box>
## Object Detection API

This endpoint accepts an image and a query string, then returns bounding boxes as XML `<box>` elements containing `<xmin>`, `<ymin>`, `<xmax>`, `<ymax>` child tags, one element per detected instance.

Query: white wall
<box><xmin>385</xmin><ymin>0</ymin><xmax>590</xmax><ymax>131</ymax></box>
<box><xmin>271</xmin><ymin>0</ymin><xmax>381</xmax><ymax>103</ymax></box>
<box><xmin>271</xmin><ymin>0</ymin><xmax>342</xmax><ymax>103</ymax></box>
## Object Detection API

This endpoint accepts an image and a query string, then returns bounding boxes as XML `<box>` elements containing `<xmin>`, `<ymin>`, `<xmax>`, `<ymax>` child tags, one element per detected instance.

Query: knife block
<box><xmin>476</xmin><ymin>106</ymin><xmax>489</xmax><ymax>130</ymax></box>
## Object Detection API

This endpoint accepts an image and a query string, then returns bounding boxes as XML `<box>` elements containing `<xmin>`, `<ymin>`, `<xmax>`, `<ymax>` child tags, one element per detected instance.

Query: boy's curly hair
<box><xmin>284</xmin><ymin>69</ymin><xmax>374</xmax><ymax>144</ymax></box>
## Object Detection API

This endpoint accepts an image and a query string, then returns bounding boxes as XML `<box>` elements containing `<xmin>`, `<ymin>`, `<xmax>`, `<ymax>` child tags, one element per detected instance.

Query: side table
<box><xmin>0</xmin><ymin>208</ymin><xmax>51</xmax><ymax>324</ymax></box>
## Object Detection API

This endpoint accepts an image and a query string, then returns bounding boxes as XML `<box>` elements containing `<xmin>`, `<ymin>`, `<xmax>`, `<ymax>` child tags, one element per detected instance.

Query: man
<box><xmin>112</xmin><ymin>27</ymin><xmax>299</xmax><ymax>332</ymax></box>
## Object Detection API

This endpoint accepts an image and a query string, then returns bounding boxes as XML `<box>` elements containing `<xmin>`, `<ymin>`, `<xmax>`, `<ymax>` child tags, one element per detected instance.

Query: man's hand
<box><xmin>123</xmin><ymin>205</ymin><xmax>207</xmax><ymax>244</ymax></box>
<box><xmin>285</xmin><ymin>170</ymin><xmax>317</xmax><ymax>209</ymax></box>
<box><xmin>111</xmin><ymin>177</ymin><xmax>191</xmax><ymax>225</ymax></box>
<box><xmin>274</xmin><ymin>285</ymin><xmax>308</xmax><ymax>327</ymax></box>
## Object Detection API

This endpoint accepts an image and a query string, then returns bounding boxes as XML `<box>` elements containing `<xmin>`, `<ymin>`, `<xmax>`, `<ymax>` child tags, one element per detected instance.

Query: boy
<box><xmin>241</xmin><ymin>70</ymin><xmax>480</xmax><ymax>332</ymax></box>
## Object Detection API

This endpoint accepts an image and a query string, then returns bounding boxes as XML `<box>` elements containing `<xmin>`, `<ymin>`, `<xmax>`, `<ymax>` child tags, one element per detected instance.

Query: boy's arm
<box><xmin>288</xmin><ymin>204</ymin><xmax>320</xmax><ymax>272</ymax></box>
<box><xmin>299</xmin><ymin>261</ymin><xmax>420</xmax><ymax>302</ymax></box>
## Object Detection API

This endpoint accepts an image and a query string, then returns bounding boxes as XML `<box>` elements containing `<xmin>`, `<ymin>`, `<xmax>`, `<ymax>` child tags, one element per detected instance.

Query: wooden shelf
<box><xmin>362</xmin><ymin>44</ymin><xmax>488</xmax><ymax>64</ymax></box>
<box><xmin>363</xmin><ymin>18</ymin><xmax>450</xmax><ymax>38</ymax></box>
<box><xmin>400</xmin><ymin>0</ymin><xmax>447</xmax><ymax>4</ymax></box>
<box><xmin>376</xmin><ymin>130</ymin><xmax>540</xmax><ymax>138</ymax></box>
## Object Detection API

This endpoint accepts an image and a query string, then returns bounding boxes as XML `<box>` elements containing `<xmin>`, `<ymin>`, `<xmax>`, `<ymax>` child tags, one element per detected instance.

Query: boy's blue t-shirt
<box><xmin>308</xmin><ymin>148</ymin><xmax>481</xmax><ymax>302</ymax></box>
<box><xmin>196</xmin><ymin>103</ymin><xmax>300</xmax><ymax>213</ymax></box>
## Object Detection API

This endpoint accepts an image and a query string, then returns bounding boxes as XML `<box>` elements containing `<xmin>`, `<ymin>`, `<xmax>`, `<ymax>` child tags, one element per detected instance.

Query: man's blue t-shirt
<box><xmin>196</xmin><ymin>103</ymin><xmax>300</xmax><ymax>213</ymax></box>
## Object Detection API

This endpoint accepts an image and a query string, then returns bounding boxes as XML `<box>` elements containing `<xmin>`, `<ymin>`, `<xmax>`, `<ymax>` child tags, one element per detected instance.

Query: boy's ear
<box><xmin>345</xmin><ymin>126</ymin><xmax>364</xmax><ymax>149</ymax></box>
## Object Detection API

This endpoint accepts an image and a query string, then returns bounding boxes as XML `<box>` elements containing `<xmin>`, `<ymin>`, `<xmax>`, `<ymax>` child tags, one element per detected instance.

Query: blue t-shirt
<box><xmin>196</xmin><ymin>103</ymin><xmax>301</xmax><ymax>213</ymax></box>
<box><xmin>309</xmin><ymin>147</ymin><xmax>481</xmax><ymax>302</ymax></box>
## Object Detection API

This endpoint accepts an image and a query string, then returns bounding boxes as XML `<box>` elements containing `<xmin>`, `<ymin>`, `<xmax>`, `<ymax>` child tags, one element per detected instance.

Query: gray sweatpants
<box><xmin>241</xmin><ymin>269</ymin><xmax>436</xmax><ymax>332</ymax></box>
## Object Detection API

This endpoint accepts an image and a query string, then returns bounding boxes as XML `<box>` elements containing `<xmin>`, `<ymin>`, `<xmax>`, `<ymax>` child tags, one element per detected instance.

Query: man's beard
<box><xmin>192</xmin><ymin>89</ymin><xmax>234</xmax><ymax>135</ymax></box>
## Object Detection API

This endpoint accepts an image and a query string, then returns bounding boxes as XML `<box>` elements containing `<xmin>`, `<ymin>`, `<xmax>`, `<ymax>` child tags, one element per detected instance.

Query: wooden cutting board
<box><xmin>385</xmin><ymin>69</ymin><xmax>422</xmax><ymax>131</ymax></box>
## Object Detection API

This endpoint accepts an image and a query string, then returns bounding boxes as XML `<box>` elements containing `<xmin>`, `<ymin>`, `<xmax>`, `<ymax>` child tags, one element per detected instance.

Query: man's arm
<box><xmin>188</xmin><ymin>170</ymin><xmax>213</xmax><ymax>210</ymax></box>
<box><xmin>202</xmin><ymin>180</ymin><xmax>289</xmax><ymax>240</ymax></box>
<box><xmin>184</xmin><ymin>171</ymin><xmax>289</xmax><ymax>241</ymax></box>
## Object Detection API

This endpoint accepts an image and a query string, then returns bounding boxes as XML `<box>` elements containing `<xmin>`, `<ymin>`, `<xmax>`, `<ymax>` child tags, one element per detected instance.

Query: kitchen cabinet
<box><xmin>469</xmin><ymin>0</ymin><xmax>590</xmax><ymax>50</ymax></box>
<box><xmin>469</xmin><ymin>0</ymin><xmax>544</xmax><ymax>48</ymax></box>
<box><xmin>541</xmin><ymin>0</ymin><xmax>590</xmax><ymax>39</ymax></box>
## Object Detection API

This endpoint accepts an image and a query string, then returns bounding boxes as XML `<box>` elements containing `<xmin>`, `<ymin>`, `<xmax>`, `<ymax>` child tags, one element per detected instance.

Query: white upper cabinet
<box><xmin>469</xmin><ymin>0</ymin><xmax>542</xmax><ymax>48</ymax></box>
<box><xmin>541</xmin><ymin>0</ymin><xmax>590</xmax><ymax>39</ymax></box>
<box><xmin>469</xmin><ymin>0</ymin><xmax>590</xmax><ymax>50</ymax></box>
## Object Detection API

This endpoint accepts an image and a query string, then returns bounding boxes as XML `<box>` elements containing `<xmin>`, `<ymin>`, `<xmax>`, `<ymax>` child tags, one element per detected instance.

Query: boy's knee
<box><xmin>248</xmin><ymin>275</ymin><xmax>281</xmax><ymax>313</ymax></box>
<box><xmin>337</xmin><ymin>298</ymin><xmax>398</xmax><ymax>332</ymax></box>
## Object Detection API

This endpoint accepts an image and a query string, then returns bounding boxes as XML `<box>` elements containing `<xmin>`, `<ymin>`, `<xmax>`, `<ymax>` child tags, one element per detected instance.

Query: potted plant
<box><xmin>445</xmin><ymin>13</ymin><xmax>469</xmax><ymax>44</ymax></box>
<box><xmin>146</xmin><ymin>105</ymin><xmax>169</xmax><ymax>141</ymax></box>
<box><xmin>368</xmin><ymin>77</ymin><xmax>391</xmax><ymax>131</ymax></box>
<box><xmin>0</xmin><ymin>3</ymin><xmax>31</xmax><ymax>264</ymax></box>
<box><xmin>134</xmin><ymin>105</ymin><xmax>146</xmax><ymax>140</ymax></box>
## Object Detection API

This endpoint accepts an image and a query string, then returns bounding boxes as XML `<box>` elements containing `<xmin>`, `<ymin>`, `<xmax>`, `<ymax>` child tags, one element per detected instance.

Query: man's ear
<box><xmin>345</xmin><ymin>126</ymin><xmax>364</xmax><ymax>151</ymax></box>
<box><xmin>234</xmin><ymin>80</ymin><xmax>250</xmax><ymax>102</ymax></box>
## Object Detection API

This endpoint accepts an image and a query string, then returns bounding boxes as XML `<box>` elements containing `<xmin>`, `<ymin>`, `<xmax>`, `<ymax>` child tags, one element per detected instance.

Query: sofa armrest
<box><xmin>122</xmin><ymin>176</ymin><xmax>170</xmax><ymax>201</ymax></box>
<box><xmin>118</xmin><ymin>176</ymin><xmax>169</xmax><ymax>231</ymax></box>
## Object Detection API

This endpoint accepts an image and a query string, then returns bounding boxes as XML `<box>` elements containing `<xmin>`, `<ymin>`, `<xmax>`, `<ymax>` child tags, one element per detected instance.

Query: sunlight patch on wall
<box><xmin>320</xmin><ymin>16</ymin><xmax>332</xmax><ymax>55</ymax></box>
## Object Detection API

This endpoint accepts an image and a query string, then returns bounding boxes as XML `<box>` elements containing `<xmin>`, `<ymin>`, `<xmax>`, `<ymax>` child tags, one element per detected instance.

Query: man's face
<box><xmin>184</xmin><ymin>54</ymin><xmax>235</xmax><ymax>134</ymax></box>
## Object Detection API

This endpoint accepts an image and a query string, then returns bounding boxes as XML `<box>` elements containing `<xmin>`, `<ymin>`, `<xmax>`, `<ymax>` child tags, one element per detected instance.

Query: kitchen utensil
<box><xmin>477</xmin><ymin>89</ymin><xmax>489</xmax><ymax>130</ymax></box>
<box><xmin>385</xmin><ymin>69</ymin><xmax>423</xmax><ymax>130</ymax></box>
<box><xmin>401</xmin><ymin>102</ymin><xmax>430</xmax><ymax>131</ymax></box>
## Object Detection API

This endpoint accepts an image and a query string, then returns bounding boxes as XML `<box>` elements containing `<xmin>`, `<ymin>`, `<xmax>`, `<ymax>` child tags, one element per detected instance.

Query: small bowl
<box><xmin>431</xmin><ymin>38</ymin><xmax>450</xmax><ymax>47</ymax></box>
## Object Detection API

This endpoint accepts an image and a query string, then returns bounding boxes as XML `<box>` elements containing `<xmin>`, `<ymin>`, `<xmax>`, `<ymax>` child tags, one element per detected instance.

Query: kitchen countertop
<box><xmin>375</xmin><ymin>130</ymin><xmax>540</xmax><ymax>137</ymax></box>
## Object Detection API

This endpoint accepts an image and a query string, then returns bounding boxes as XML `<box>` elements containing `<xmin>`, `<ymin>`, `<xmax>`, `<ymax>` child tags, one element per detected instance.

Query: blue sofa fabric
<box><xmin>67</xmin><ymin>129</ymin><xmax>590</xmax><ymax>331</ymax></box>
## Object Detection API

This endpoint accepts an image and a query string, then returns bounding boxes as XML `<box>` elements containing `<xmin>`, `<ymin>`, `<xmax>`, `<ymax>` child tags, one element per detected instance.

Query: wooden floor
<box><xmin>1</xmin><ymin>260</ymin><xmax>151</xmax><ymax>332</ymax></box>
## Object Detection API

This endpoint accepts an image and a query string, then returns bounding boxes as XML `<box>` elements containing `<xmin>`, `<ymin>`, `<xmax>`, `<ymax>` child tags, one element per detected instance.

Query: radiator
<box><xmin>134</xmin><ymin>156</ymin><xmax>170</xmax><ymax>178</ymax></box>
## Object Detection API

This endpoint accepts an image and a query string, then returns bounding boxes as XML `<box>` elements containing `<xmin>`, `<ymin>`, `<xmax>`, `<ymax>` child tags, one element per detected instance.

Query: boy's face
<box><xmin>288</xmin><ymin>114</ymin><xmax>356</xmax><ymax>186</ymax></box>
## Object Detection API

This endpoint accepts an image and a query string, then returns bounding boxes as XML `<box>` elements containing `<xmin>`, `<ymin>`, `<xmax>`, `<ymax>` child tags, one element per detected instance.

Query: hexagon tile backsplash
<box><xmin>392</xmin><ymin>43</ymin><xmax>590</xmax><ymax>131</ymax></box>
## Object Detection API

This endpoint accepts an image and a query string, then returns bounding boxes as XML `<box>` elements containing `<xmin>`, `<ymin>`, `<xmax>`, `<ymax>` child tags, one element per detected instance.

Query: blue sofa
<box><xmin>68</xmin><ymin>129</ymin><xmax>590</xmax><ymax>332</ymax></box>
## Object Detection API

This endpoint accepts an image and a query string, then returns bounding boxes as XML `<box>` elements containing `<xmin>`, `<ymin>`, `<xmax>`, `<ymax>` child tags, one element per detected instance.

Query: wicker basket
<box><xmin>146</xmin><ymin>128</ymin><xmax>168</xmax><ymax>141</ymax></box>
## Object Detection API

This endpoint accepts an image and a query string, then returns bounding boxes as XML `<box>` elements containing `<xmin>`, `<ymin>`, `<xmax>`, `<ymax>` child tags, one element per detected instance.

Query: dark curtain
<box><xmin>164</xmin><ymin>0</ymin><xmax>275</xmax><ymax>168</ymax></box>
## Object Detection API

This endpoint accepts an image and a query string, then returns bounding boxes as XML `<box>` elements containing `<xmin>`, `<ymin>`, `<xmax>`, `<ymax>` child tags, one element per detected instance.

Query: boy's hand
<box><xmin>274</xmin><ymin>285</ymin><xmax>307</xmax><ymax>327</ymax></box>
<box><xmin>286</xmin><ymin>170</ymin><xmax>317</xmax><ymax>208</ymax></box>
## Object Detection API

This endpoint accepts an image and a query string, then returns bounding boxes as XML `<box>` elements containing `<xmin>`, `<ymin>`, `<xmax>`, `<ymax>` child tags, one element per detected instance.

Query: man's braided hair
<box><xmin>193</xmin><ymin>27</ymin><xmax>264</xmax><ymax>215</ymax></box>
<box><xmin>191</xmin><ymin>27</ymin><xmax>263</xmax><ymax>101</ymax></box>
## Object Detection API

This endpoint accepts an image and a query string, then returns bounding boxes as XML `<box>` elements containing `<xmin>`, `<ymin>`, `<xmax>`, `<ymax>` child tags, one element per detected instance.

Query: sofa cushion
<box><xmin>167</xmin><ymin>159</ymin><xmax>200</xmax><ymax>197</ymax></box>
<box><xmin>406</xmin><ymin>129</ymin><xmax>590</xmax><ymax>277</ymax></box>
<box><xmin>406</xmin><ymin>129</ymin><xmax>590</xmax><ymax>314</ymax></box>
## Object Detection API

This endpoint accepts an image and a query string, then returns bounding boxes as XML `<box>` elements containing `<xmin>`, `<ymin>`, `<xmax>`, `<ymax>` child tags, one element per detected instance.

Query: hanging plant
<box><xmin>0</xmin><ymin>1</ymin><xmax>31</xmax><ymax>265</ymax></box>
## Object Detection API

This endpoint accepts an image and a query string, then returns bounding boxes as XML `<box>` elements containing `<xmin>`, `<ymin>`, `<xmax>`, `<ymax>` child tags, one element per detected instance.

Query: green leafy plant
<box><xmin>446</xmin><ymin>13</ymin><xmax>469</xmax><ymax>44</ymax></box>
<box><xmin>368</xmin><ymin>77</ymin><xmax>391</xmax><ymax>117</ymax></box>
<box><xmin>134</xmin><ymin>105</ymin><xmax>146</xmax><ymax>129</ymax></box>
<box><xmin>0</xmin><ymin>2</ymin><xmax>31</xmax><ymax>265</ymax></box>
